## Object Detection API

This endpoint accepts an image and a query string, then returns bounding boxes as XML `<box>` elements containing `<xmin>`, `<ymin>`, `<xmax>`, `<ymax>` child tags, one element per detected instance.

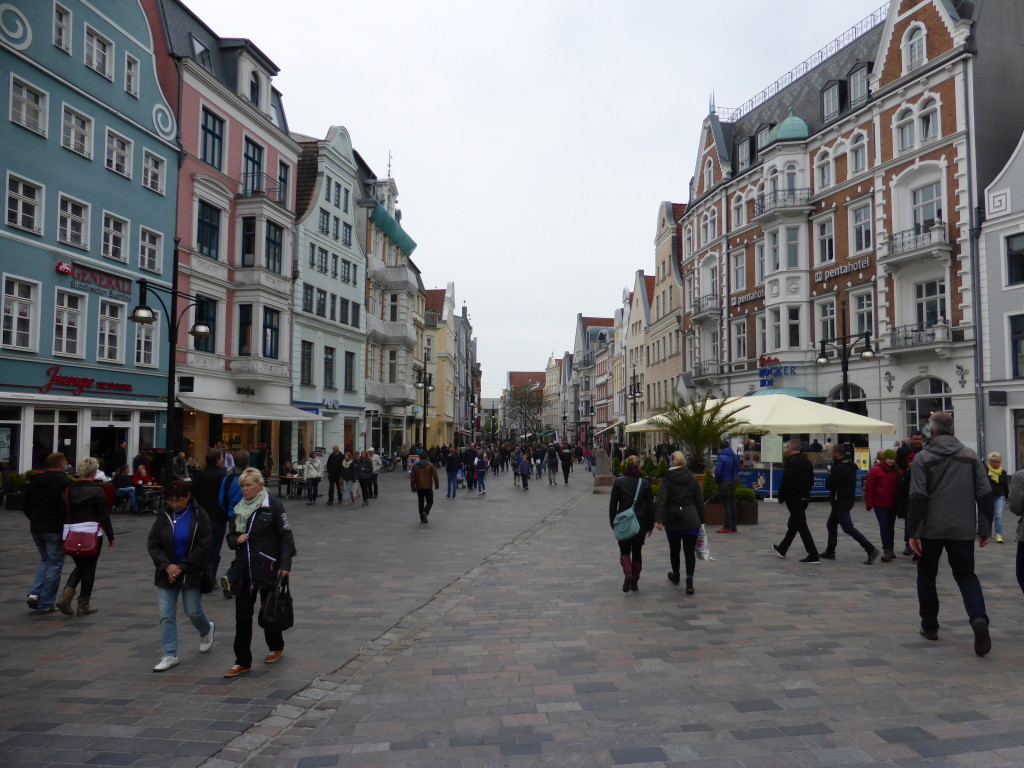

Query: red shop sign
<box><xmin>39</xmin><ymin>365</ymin><xmax>133</xmax><ymax>396</ymax></box>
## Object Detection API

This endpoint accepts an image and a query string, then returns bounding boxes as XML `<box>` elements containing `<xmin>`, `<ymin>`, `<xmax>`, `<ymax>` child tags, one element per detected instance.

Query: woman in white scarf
<box><xmin>302</xmin><ymin>452</ymin><xmax>323</xmax><ymax>505</ymax></box>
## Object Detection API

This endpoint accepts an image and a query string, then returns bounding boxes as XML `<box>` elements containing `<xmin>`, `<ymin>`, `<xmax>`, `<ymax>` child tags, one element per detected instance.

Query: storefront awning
<box><xmin>594</xmin><ymin>421</ymin><xmax>621</xmax><ymax>436</ymax></box>
<box><xmin>178</xmin><ymin>395</ymin><xmax>329</xmax><ymax>421</ymax></box>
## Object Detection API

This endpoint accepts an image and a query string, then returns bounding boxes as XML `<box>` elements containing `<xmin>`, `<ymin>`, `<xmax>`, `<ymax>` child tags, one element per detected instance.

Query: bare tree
<box><xmin>505</xmin><ymin>385</ymin><xmax>543</xmax><ymax>439</ymax></box>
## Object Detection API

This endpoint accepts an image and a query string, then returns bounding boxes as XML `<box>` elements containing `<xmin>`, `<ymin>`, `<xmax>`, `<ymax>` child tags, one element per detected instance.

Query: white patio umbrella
<box><xmin>624</xmin><ymin>416</ymin><xmax>671</xmax><ymax>434</ymax></box>
<box><xmin>712</xmin><ymin>393</ymin><xmax>896</xmax><ymax>435</ymax></box>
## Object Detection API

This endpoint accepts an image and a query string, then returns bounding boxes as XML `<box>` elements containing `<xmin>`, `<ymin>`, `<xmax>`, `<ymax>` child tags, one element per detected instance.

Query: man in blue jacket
<box><xmin>714</xmin><ymin>440</ymin><xmax>740</xmax><ymax>533</ymax></box>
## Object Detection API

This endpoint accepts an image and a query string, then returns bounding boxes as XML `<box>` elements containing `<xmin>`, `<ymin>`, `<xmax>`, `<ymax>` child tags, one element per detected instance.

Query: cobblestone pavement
<box><xmin>4</xmin><ymin>466</ymin><xmax>1024</xmax><ymax>767</ymax></box>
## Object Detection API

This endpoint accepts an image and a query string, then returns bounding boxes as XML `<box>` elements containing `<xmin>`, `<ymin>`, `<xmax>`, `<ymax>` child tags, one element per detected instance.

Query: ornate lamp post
<box><xmin>815</xmin><ymin>299</ymin><xmax>875</xmax><ymax>411</ymax></box>
<box><xmin>625</xmin><ymin>368</ymin><xmax>642</xmax><ymax>425</ymax></box>
<box><xmin>128</xmin><ymin>278</ymin><xmax>212</xmax><ymax>482</ymax></box>
<box><xmin>414</xmin><ymin>366</ymin><xmax>434</xmax><ymax>447</ymax></box>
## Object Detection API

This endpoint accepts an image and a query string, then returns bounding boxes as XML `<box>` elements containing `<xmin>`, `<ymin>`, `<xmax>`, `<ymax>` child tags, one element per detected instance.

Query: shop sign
<box><xmin>236</xmin><ymin>386</ymin><xmax>256</xmax><ymax>397</ymax></box>
<box><xmin>299</xmin><ymin>407</ymin><xmax>320</xmax><ymax>415</ymax></box>
<box><xmin>57</xmin><ymin>262</ymin><xmax>133</xmax><ymax>300</ymax></box>
<box><xmin>38</xmin><ymin>365</ymin><xmax>132</xmax><ymax>396</ymax></box>
<box><xmin>757</xmin><ymin>355</ymin><xmax>798</xmax><ymax>388</ymax></box>
<box><xmin>322</xmin><ymin>398</ymin><xmax>343</xmax><ymax>409</ymax></box>
<box><xmin>814</xmin><ymin>257</ymin><xmax>871</xmax><ymax>284</ymax></box>
<box><xmin>731</xmin><ymin>289</ymin><xmax>765</xmax><ymax>307</ymax></box>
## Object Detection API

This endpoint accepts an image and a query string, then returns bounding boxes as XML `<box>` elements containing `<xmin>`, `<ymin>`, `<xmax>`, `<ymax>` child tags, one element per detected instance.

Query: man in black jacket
<box><xmin>191</xmin><ymin>449</ymin><xmax>227</xmax><ymax>582</ymax></box>
<box><xmin>24</xmin><ymin>452</ymin><xmax>73</xmax><ymax>613</ymax></box>
<box><xmin>325</xmin><ymin>445</ymin><xmax>344</xmax><ymax>505</ymax></box>
<box><xmin>772</xmin><ymin>439</ymin><xmax>820</xmax><ymax>563</ymax></box>
<box><xmin>823</xmin><ymin>445</ymin><xmax>879</xmax><ymax>564</ymax></box>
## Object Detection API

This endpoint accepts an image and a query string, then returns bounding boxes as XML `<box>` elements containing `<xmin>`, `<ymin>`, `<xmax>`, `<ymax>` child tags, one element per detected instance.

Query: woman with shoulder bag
<box><xmin>655</xmin><ymin>451</ymin><xmax>704</xmax><ymax>595</ymax></box>
<box><xmin>54</xmin><ymin>457</ymin><xmax>116</xmax><ymax>616</ymax></box>
<box><xmin>609</xmin><ymin>455</ymin><xmax>655</xmax><ymax>593</ymax></box>
<box><xmin>223</xmin><ymin>468</ymin><xmax>297</xmax><ymax>678</ymax></box>
<box><xmin>303</xmin><ymin>452</ymin><xmax>323</xmax><ymax>505</ymax></box>
<box><xmin>147</xmin><ymin>480</ymin><xmax>215</xmax><ymax>672</ymax></box>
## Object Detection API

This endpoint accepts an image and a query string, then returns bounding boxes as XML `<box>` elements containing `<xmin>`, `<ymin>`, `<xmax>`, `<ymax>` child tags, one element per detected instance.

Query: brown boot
<box><xmin>881</xmin><ymin>550</ymin><xmax>895</xmax><ymax>562</ymax></box>
<box><xmin>76</xmin><ymin>597</ymin><xmax>97</xmax><ymax>616</ymax></box>
<box><xmin>55</xmin><ymin>586</ymin><xmax>75</xmax><ymax>615</ymax></box>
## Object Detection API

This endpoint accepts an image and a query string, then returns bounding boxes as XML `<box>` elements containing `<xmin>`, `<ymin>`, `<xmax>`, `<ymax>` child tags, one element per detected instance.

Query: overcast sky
<box><xmin>184</xmin><ymin>0</ymin><xmax>889</xmax><ymax>397</ymax></box>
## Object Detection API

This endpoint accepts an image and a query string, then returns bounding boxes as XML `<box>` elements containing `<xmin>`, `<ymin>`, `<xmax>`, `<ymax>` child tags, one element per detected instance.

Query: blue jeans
<box><xmin>306</xmin><ymin>477</ymin><xmax>320</xmax><ymax>502</ymax></box>
<box><xmin>917</xmin><ymin>538</ymin><xmax>987</xmax><ymax>632</ymax></box>
<box><xmin>447</xmin><ymin>472</ymin><xmax>458</xmax><ymax>497</ymax></box>
<box><xmin>825</xmin><ymin>504</ymin><xmax>875</xmax><ymax>555</ymax></box>
<box><xmin>993</xmin><ymin>496</ymin><xmax>1006</xmax><ymax>536</ymax></box>
<box><xmin>343</xmin><ymin>479</ymin><xmax>355</xmax><ymax>503</ymax></box>
<box><xmin>115</xmin><ymin>487</ymin><xmax>137</xmax><ymax>512</ymax></box>
<box><xmin>30</xmin><ymin>532</ymin><xmax>64</xmax><ymax>609</ymax></box>
<box><xmin>157</xmin><ymin>583</ymin><xmax>211</xmax><ymax>656</ymax></box>
<box><xmin>477</xmin><ymin>472</ymin><xmax>486</xmax><ymax>492</ymax></box>
<box><xmin>873</xmin><ymin>506</ymin><xmax>897</xmax><ymax>552</ymax></box>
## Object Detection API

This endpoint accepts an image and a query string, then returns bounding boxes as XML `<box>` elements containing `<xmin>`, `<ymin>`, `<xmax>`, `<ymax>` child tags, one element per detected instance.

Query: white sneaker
<box><xmin>199</xmin><ymin>621</ymin><xmax>215</xmax><ymax>653</ymax></box>
<box><xmin>153</xmin><ymin>655</ymin><xmax>179</xmax><ymax>672</ymax></box>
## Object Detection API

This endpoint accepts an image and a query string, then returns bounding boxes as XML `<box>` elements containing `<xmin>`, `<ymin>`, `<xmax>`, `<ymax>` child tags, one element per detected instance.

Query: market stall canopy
<box><xmin>624</xmin><ymin>416</ymin><xmax>671</xmax><ymax>434</ymax></box>
<box><xmin>715</xmin><ymin>393</ymin><xmax>896</xmax><ymax>435</ymax></box>
<box><xmin>177</xmin><ymin>395</ymin><xmax>329</xmax><ymax>422</ymax></box>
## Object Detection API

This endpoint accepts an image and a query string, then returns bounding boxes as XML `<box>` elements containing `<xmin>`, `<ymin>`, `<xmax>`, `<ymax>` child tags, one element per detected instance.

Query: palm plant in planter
<box><xmin>656</xmin><ymin>393</ymin><xmax>755</xmax><ymax>472</ymax></box>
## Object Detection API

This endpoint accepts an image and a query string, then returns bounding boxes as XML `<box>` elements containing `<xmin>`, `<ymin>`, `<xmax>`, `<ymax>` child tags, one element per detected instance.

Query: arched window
<box><xmin>918</xmin><ymin>98</ymin><xmax>938</xmax><ymax>143</ymax></box>
<box><xmin>684</xmin><ymin>226</ymin><xmax>693</xmax><ymax>257</ymax></box>
<box><xmin>904</xmin><ymin>377</ymin><xmax>952</xmax><ymax>436</ymax></box>
<box><xmin>708</xmin><ymin>208</ymin><xmax>718</xmax><ymax>240</ymax></box>
<box><xmin>896</xmin><ymin>108</ymin><xmax>915</xmax><ymax>152</ymax></box>
<box><xmin>828</xmin><ymin>383</ymin><xmax>868</xmax><ymax>417</ymax></box>
<box><xmin>903</xmin><ymin>26</ymin><xmax>927</xmax><ymax>74</ymax></box>
<box><xmin>700</xmin><ymin>213</ymin><xmax>709</xmax><ymax>245</ymax></box>
<box><xmin>816</xmin><ymin>151</ymin><xmax>832</xmax><ymax>190</ymax></box>
<box><xmin>768</xmin><ymin>167</ymin><xmax>779</xmax><ymax>196</ymax></box>
<box><xmin>249</xmin><ymin>71</ymin><xmax>260</xmax><ymax>104</ymax></box>
<box><xmin>732</xmin><ymin>194</ymin><xmax>745</xmax><ymax>227</ymax></box>
<box><xmin>784</xmin><ymin>163</ymin><xmax>798</xmax><ymax>193</ymax></box>
<box><xmin>849</xmin><ymin>134</ymin><xmax>868</xmax><ymax>174</ymax></box>
<box><xmin>704</xmin><ymin>159</ymin><xmax>714</xmax><ymax>191</ymax></box>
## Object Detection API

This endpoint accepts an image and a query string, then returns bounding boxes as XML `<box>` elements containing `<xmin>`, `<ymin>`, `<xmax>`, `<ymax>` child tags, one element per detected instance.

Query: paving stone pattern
<box><xmin>3</xmin><ymin>468</ymin><xmax>1024</xmax><ymax>767</ymax></box>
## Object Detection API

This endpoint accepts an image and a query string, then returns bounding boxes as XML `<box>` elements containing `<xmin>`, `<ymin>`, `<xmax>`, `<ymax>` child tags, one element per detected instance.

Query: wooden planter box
<box><xmin>703</xmin><ymin>502</ymin><xmax>723</xmax><ymax>526</ymax></box>
<box><xmin>4</xmin><ymin>493</ymin><xmax>24</xmax><ymax>511</ymax></box>
<box><xmin>738</xmin><ymin>501</ymin><xmax>759</xmax><ymax>525</ymax></box>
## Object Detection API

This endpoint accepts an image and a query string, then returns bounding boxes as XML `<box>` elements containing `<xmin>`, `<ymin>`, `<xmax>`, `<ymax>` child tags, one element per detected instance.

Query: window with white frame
<box><xmin>85</xmin><ymin>26</ymin><xmax>113</xmax><ymax>79</ymax></box>
<box><xmin>816</xmin><ymin>151</ymin><xmax>832</xmax><ymax>189</ymax></box>
<box><xmin>684</xmin><ymin>227</ymin><xmax>693</xmax><ymax>257</ymax></box>
<box><xmin>786</xmin><ymin>227</ymin><xmax>800</xmax><ymax>268</ymax></box>
<box><xmin>757</xmin><ymin>314</ymin><xmax>767</xmax><ymax>355</ymax></box>
<box><xmin>918</xmin><ymin>98</ymin><xmax>938</xmax><ymax>143</ymax></box>
<box><xmin>708</xmin><ymin>208</ymin><xmax>718</xmax><ymax>240</ymax></box>
<box><xmin>733</xmin><ymin>319</ymin><xmax>747</xmax><ymax>360</ymax></box>
<box><xmin>139</xmin><ymin>227</ymin><xmax>160</xmax><ymax>273</ymax></box>
<box><xmin>700</xmin><ymin>213</ymin><xmax>709</xmax><ymax>244</ymax></box>
<box><xmin>101</xmin><ymin>213</ymin><xmax>127</xmax><ymax>261</ymax></box>
<box><xmin>756</xmin><ymin>242</ymin><xmax>765</xmax><ymax>283</ymax></box>
<box><xmin>912</xmin><ymin>181</ymin><xmax>942</xmax><ymax>233</ymax></box>
<box><xmin>903</xmin><ymin>26</ymin><xmax>926</xmax><ymax>74</ymax></box>
<box><xmin>818</xmin><ymin>299</ymin><xmax>836</xmax><ymax>342</ymax></box>
<box><xmin>135</xmin><ymin>319</ymin><xmax>156</xmax><ymax>367</ymax></box>
<box><xmin>59</xmin><ymin>194</ymin><xmax>88</xmax><ymax>248</ymax></box>
<box><xmin>142</xmin><ymin>151</ymin><xmax>163</xmax><ymax>193</ymax></box>
<box><xmin>124</xmin><ymin>54</ymin><xmax>139</xmax><ymax>97</ymax></box>
<box><xmin>784</xmin><ymin>164</ymin><xmax>798</xmax><ymax>192</ymax></box>
<box><xmin>756</xmin><ymin>125</ymin><xmax>770</xmax><ymax>150</ymax></box>
<box><xmin>914</xmin><ymin>279</ymin><xmax>946</xmax><ymax>326</ymax></box>
<box><xmin>2</xmin><ymin>277</ymin><xmax>36</xmax><ymax>350</ymax></box>
<box><xmin>54</xmin><ymin>289</ymin><xmax>82</xmax><ymax>357</ymax></box>
<box><xmin>738</xmin><ymin>138</ymin><xmax>752</xmax><ymax>172</ymax></box>
<box><xmin>770</xmin><ymin>308</ymin><xmax>782</xmax><ymax>349</ymax></box>
<box><xmin>769</xmin><ymin>231</ymin><xmax>780</xmax><ymax>271</ymax></box>
<box><xmin>896</xmin><ymin>108</ymin><xmax>915</xmax><ymax>152</ymax></box>
<box><xmin>105</xmin><ymin>130</ymin><xmax>132</xmax><ymax>177</ymax></box>
<box><xmin>7</xmin><ymin>175</ymin><xmax>42</xmax><ymax>234</ymax></box>
<box><xmin>704</xmin><ymin>158</ymin><xmax>713</xmax><ymax>191</ymax></box>
<box><xmin>732</xmin><ymin>251</ymin><xmax>745</xmax><ymax>291</ymax></box>
<box><xmin>850</xmin><ymin>67</ymin><xmax>868</xmax><ymax>104</ymax></box>
<box><xmin>11</xmin><ymin>78</ymin><xmax>46</xmax><ymax>135</ymax></box>
<box><xmin>732</xmin><ymin>195</ymin><xmax>744</xmax><ymax>227</ymax></box>
<box><xmin>710</xmin><ymin>330</ymin><xmax>720</xmax><ymax>361</ymax></box>
<box><xmin>54</xmin><ymin>4</ymin><xmax>71</xmax><ymax>52</ymax></box>
<box><xmin>97</xmin><ymin>300</ymin><xmax>122</xmax><ymax>362</ymax></box>
<box><xmin>787</xmin><ymin>306</ymin><xmax>801</xmax><ymax>348</ymax></box>
<box><xmin>849</xmin><ymin>134</ymin><xmax>867</xmax><ymax>174</ymax></box>
<box><xmin>854</xmin><ymin>291</ymin><xmax>874</xmax><ymax>335</ymax></box>
<box><xmin>823</xmin><ymin>84</ymin><xmax>840</xmax><ymax>122</ymax></box>
<box><xmin>817</xmin><ymin>218</ymin><xmax>835</xmax><ymax>264</ymax></box>
<box><xmin>851</xmin><ymin>203</ymin><xmax>872</xmax><ymax>252</ymax></box>
<box><xmin>61</xmin><ymin>106</ymin><xmax>91</xmax><ymax>157</ymax></box>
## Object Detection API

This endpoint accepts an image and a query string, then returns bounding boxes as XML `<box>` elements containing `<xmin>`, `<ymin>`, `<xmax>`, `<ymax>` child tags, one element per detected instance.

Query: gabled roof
<box><xmin>671</xmin><ymin>203</ymin><xmax>687</xmax><ymax>220</ymax></box>
<box><xmin>581</xmin><ymin>317</ymin><xmax>614</xmax><ymax>328</ymax></box>
<box><xmin>508</xmin><ymin>372</ymin><xmax>546</xmax><ymax>390</ymax></box>
<box><xmin>644</xmin><ymin>276</ymin><xmax>656</xmax><ymax>304</ymax></box>
<box><xmin>425</xmin><ymin>289</ymin><xmax>446</xmax><ymax>315</ymax></box>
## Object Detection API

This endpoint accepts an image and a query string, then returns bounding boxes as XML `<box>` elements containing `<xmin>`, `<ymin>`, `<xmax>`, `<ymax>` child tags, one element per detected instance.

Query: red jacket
<box><xmin>864</xmin><ymin>462</ymin><xmax>902</xmax><ymax>509</ymax></box>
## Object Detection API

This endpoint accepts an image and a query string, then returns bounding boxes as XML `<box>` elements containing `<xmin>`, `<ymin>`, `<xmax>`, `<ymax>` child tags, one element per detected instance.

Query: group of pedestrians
<box><xmin>309</xmin><ymin>446</ymin><xmax>379</xmax><ymax>507</ymax></box>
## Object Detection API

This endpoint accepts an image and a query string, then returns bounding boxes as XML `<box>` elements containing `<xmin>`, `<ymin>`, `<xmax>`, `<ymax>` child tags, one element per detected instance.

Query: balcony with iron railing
<box><xmin>753</xmin><ymin>188</ymin><xmax>813</xmax><ymax>222</ymax></box>
<box><xmin>691</xmin><ymin>294</ymin><xmax>721</xmax><ymax>322</ymax></box>
<box><xmin>238</xmin><ymin>172</ymin><xmax>289</xmax><ymax>210</ymax></box>
<box><xmin>692</xmin><ymin>360</ymin><xmax>721</xmax><ymax>379</ymax></box>
<box><xmin>880</xmin><ymin>222</ymin><xmax>951</xmax><ymax>268</ymax></box>
<box><xmin>884</xmin><ymin>321</ymin><xmax>953</xmax><ymax>356</ymax></box>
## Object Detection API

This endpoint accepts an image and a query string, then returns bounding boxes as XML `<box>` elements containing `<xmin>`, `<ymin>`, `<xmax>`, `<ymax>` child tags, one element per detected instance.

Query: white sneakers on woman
<box><xmin>200</xmin><ymin>622</ymin><xmax>215</xmax><ymax>653</ymax></box>
<box><xmin>153</xmin><ymin>621</ymin><xmax>213</xmax><ymax>671</ymax></box>
<box><xmin>153</xmin><ymin>655</ymin><xmax>179</xmax><ymax>672</ymax></box>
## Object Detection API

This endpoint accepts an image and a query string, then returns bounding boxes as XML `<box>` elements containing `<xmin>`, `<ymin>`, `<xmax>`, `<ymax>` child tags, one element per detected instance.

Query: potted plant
<box><xmin>611</xmin><ymin>457</ymin><xmax>622</xmax><ymax>476</ymax></box>
<box><xmin>654</xmin><ymin>393</ymin><xmax>757</xmax><ymax>473</ymax></box>
<box><xmin>642</xmin><ymin>456</ymin><xmax>656</xmax><ymax>477</ymax></box>
<box><xmin>702</xmin><ymin>470</ymin><xmax>723</xmax><ymax>526</ymax></box>
<box><xmin>736</xmin><ymin>486</ymin><xmax>759</xmax><ymax>525</ymax></box>
<box><xmin>4</xmin><ymin>471</ymin><xmax>31</xmax><ymax>511</ymax></box>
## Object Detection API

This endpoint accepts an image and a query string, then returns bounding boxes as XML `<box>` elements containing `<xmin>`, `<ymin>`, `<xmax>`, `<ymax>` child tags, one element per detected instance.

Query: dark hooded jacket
<box><xmin>908</xmin><ymin>434</ymin><xmax>993</xmax><ymax>540</ymax></box>
<box><xmin>825</xmin><ymin>457</ymin><xmax>859</xmax><ymax>511</ymax></box>
<box><xmin>23</xmin><ymin>469</ymin><xmax>73</xmax><ymax>535</ymax></box>
<box><xmin>655</xmin><ymin>465</ymin><xmax>704</xmax><ymax>531</ymax></box>
<box><xmin>609</xmin><ymin>470</ymin><xmax>655</xmax><ymax>532</ymax></box>
<box><xmin>410</xmin><ymin>457</ymin><xmax>439</xmax><ymax>490</ymax></box>
<box><xmin>148</xmin><ymin>503</ymin><xmax>211</xmax><ymax>589</ymax></box>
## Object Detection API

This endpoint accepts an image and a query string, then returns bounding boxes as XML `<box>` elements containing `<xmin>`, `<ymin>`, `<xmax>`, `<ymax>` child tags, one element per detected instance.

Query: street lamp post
<box><xmin>128</xmin><ymin>277</ymin><xmax>212</xmax><ymax>483</ymax></box>
<box><xmin>625</xmin><ymin>368</ymin><xmax>642</xmax><ymax>425</ymax></box>
<box><xmin>414</xmin><ymin>366</ymin><xmax>434</xmax><ymax>447</ymax></box>
<box><xmin>561</xmin><ymin>409</ymin><xmax>567</xmax><ymax>444</ymax></box>
<box><xmin>815</xmin><ymin>299</ymin><xmax>875</xmax><ymax>411</ymax></box>
<box><xmin>588</xmin><ymin>404</ymin><xmax>595</xmax><ymax>448</ymax></box>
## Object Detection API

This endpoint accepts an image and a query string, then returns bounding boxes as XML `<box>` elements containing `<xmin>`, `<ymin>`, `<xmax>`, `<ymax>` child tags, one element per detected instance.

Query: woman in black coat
<box><xmin>54</xmin><ymin>457</ymin><xmax>116</xmax><ymax>616</ymax></box>
<box><xmin>147</xmin><ymin>480</ymin><xmax>214</xmax><ymax>672</ymax></box>
<box><xmin>356</xmin><ymin>451</ymin><xmax>374</xmax><ymax>506</ymax></box>
<box><xmin>655</xmin><ymin>451</ymin><xmax>705</xmax><ymax>594</ymax></box>
<box><xmin>609</xmin><ymin>455</ymin><xmax>655</xmax><ymax>592</ymax></box>
<box><xmin>223</xmin><ymin>468</ymin><xmax>297</xmax><ymax>677</ymax></box>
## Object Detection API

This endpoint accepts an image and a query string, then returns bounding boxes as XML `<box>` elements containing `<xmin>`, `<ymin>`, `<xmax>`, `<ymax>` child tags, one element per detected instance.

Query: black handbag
<box><xmin>260</xmin><ymin>575</ymin><xmax>294</xmax><ymax>632</ymax></box>
<box><xmin>200</xmin><ymin>569</ymin><xmax>215</xmax><ymax>594</ymax></box>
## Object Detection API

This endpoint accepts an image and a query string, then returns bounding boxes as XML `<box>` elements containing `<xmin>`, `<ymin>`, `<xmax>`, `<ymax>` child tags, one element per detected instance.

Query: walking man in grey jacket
<box><xmin>908</xmin><ymin>412</ymin><xmax>994</xmax><ymax>656</ymax></box>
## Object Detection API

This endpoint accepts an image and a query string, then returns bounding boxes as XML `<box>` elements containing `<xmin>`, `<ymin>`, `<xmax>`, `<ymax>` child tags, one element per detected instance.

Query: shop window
<box><xmin>904</xmin><ymin>377</ymin><xmax>952</xmax><ymax>436</ymax></box>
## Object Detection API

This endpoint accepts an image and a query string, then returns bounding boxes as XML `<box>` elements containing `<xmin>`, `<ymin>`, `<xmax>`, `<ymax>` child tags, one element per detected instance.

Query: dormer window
<box><xmin>903</xmin><ymin>26</ymin><xmax>927</xmax><ymax>74</ymax></box>
<box><xmin>192</xmin><ymin>37</ymin><xmax>212</xmax><ymax>70</ymax></box>
<box><xmin>737</xmin><ymin>137</ymin><xmax>752</xmax><ymax>172</ymax></box>
<box><xmin>849</xmin><ymin>65</ymin><xmax>868</xmax><ymax>105</ymax></box>
<box><xmin>822</xmin><ymin>83</ymin><xmax>841</xmax><ymax>122</ymax></box>
<box><xmin>249</xmin><ymin>71</ymin><xmax>260</xmax><ymax>105</ymax></box>
<box><xmin>756</xmin><ymin>125</ymin><xmax>771</xmax><ymax>150</ymax></box>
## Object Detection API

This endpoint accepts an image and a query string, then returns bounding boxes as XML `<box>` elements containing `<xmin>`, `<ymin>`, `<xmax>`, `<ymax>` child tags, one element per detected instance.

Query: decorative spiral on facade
<box><xmin>0</xmin><ymin>4</ymin><xmax>32</xmax><ymax>50</ymax></box>
<box><xmin>152</xmin><ymin>104</ymin><xmax>176</xmax><ymax>140</ymax></box>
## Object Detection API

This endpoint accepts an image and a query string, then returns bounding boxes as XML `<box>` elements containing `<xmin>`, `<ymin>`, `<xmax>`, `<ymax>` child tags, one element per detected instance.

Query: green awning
<box><xmin>747</xmin><ymin>387</ymin><xmax>825</xmax><ymax>402</ymax></box>
<box><xmin>370</xmin><ymin>202</ymin><xmax>417</xmax><ymax>256</ymax></box>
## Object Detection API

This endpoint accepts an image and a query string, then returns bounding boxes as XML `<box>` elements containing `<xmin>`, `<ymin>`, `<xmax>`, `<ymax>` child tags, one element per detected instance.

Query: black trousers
<box><xmin>562</xmin><ymin>463</ymin><xmax>571</xmax><ymax>482</ymax></box>
<box><xmin>326</xmin><ymin>474</ymin><xmax>341</xmax><ymax>502</ymax></box>
<box><xmin>370</xmin><ymin>473</ymin><xmax>379</xmax><ymax>498</ymax></box>
<box><xmin>65</xmin><ymin>538</ymin><xmax>103</xmax><ymax>598</ymax></box>
<box><xmin>779</xmin><ymin>499</ymin><xmax>818</xmax><ymax>557</ymax></box>
<box><xmin>234</xmin><ymin>580</ymin><xmax>284</xmax><ymax>668</ymax></box>
<box><xmin>358</xmin><ymin>478</ymin><xmax>372</xmax><ymax>501</ymax></box>
<box><xmin>917</xmin><ymin>538</ymin><xmax>988</xmax><ymax>632</ymax></box>
<box><xmin>417</xmin><ymin>489</ymin><xmax>434</xmax><ymax>519</ymax></box>
<box><xmin>667</xmin><ymin>533</ymin><xmax>697</xmax><ymax>577</ymax></box>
